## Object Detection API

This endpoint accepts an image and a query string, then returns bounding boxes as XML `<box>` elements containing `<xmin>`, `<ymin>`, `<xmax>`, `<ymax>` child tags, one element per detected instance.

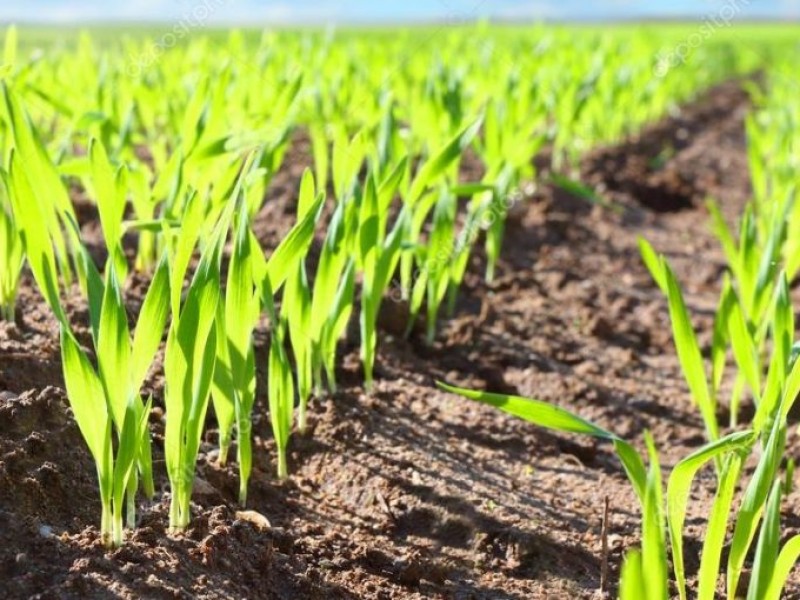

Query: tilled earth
<box><xmin>2</xmin><ymin>78</ymin><xmax>797</xmax><ymax>599</ymax></box>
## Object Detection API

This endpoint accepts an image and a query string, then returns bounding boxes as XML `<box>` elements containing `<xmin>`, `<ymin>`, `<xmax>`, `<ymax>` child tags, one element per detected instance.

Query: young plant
<box><xmin>210</xmin><ymin>205</ymin><xmax>260</xmax><ymax>506</ymax></box>
<box><xmin>399</xmin><ymin>117</ymin><xmax>483</xmax><ymax>300</ymax></box>
<box><xmin>94</xmin><ymin>257</ymin><xmax>169</xmax><ymax>525</ymax></box>
<box><xmin>10</xmin><ymin>154</ymin><xmax>167</xmax><ymax>545</ymax></box>
<box><xmin>667</xmin><ymin>433</ymin><xmax>754</xmax><ymax>600</ymax></box>
<box><xmin>436</xmin><ymin>377</ymin><xmax>800</xmax><ymax>598</ymax></box>
<box><xmin>639</xmin><ymin>239</ymin><xmax>720</xmax><ymax>443</ymax></box>
<box><xmin>211</xmin><ymin>159</ymin><xmax>322</xmax><ymax>501</ymax></box>
<box><xmin>476</xmin><ymin>97</ymin><xmax>543</xmax><ymax>282</ymax></box>
<box><xmin>61</xmin><ymin>321</ymin><xmax>152</xmax><ymax>548</ymax></box>
<box><xmin>619</xmin><ymin>434</ymin><xmax>669</xmax><ymax>600</ymax></box>
<box><xmin>283</xmin><ymin>170</ymin><xmax>321</xmax><ymax>433</ymax></box>
<box><xmin>763</xmin><ymin>487</ymin><xmax>800</xmax><ymax>600</ymax></box>
<box><xmin>202</xmin><ymin>155</ymin><xmax>258</xmax><ymax>469</ymax></box>
<box><xmin>268</xmin><ymin>320</ymin><xmax>295</xmax><ymax>480</ymax></box>
<box><xmin>707</xmin><ymin>199</ymin><xmax>786</xmax><ymax>342</ymax></box>
<box><xmin>308</xmin><ymin>198</ymin><xmax>356</xmax><ymax>395</ymax></box>
<box><xmin>359</xmin><ymin>175</ymin><xmax>409</xmax><ymax>391</ymax></box>
<box><xmin>0</xmin><ymin>189</ymin><xmax>23</xmax><ymax>320</ymax></box>
<box><xmin>246</xmin><ymin>177</ymin><xmax>323</xmax><ymax>476</ymax></box>
<box><xmin>726</xmin><ymin>408</ymin><xmax>789</xmax><ymax>597</ymax></box>
<box><xmin>435</xmin><ymin>383</ymin><xmax>673</xmax><ymax>600</ymax></box>
<box><xmin>447</xmin><ymin>178</ymin><xmax>510</xmax><ymax>308</ymax></box>
<box><xmin>1</xmin><ymin>83</ymin><xmax>83</xmax><ymax>288</ymax></box>
<box><xmin>163</xmin><ymin>211</ymin><xmax>229</xmax><ymax>532</ymax></box>
<box><xmin>407</xmin><ymin>186</ymin><xmax>456</xmax><ymax>343</ymax></box>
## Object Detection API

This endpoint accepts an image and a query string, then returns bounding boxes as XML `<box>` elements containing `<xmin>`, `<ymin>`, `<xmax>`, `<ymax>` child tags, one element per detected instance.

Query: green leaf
<box><xmin>96</xmin><ymin>266</ymin><xmax>132</xmax><ymax>428</ymax></box>
<box><xmin>638</xmin><ymin>237</ymin><xmax>666</xmax><ymax>296</ymax></box>
<box><xmin>2</xmin><ymin>84</ymin><xmax>80</xmax><ymax>286</ymax></box>
<box><xmin>255</xmin><ymin>195</ymin><xmax>323</xmax><ymax>294</ymax></box>
<box><xmin>747</xmin><ymin>482</ymin><xmax>783</xmax><ymax>600</ymax></box>
<box><xmin>88</xmin><ymin>138</ymin><xmax>127</xmax><ymax>269</ymax></box>
<box><xmin>707</xmin><ymin>199</ymin><xmax>739</xmax><ymax>280</ymax></box>
<box><xmin>269</xmin><ymin>326</ymin><xmax>295</xmax><ymax>479</ymax></box>
<box><xmin>728</xmin><ymin>292</ymin><xmax>761</xmax><ymax>403</ymax></box>
<box><xmin>297</xmin><ymin>169</ymin><xmax>317</xmax><ymax>220</ymax></box>
<box><xmin>550</xmin><ymin>174</ymin><xmax>616</xmax><ymax>212</ymax></box>
<box><xmin>210</xmin><ymin>301</ymin><xmax>235</xmax><ymax>461</ymax></box>
<box><xmin>664</xmin><ymin>262</ymin><xmax>718</xmax><ymax>442</ymax></box>
<box><xmin>697</xmin><ymin>454</ymin><xmax>744</xmax><ymax>600</ymax></box>
<box><xmin>131</xmin><ymin>254</ymin><xmax>171</xmax><ymax>391</ymax></box>
<box><xmin>727</xmin><ymin>417</ymin><xmax>786</xmax><ymax>597</ymax></box>
<box><xmin>60</xmin><ymin>326</ymin><xmax>109</xmax><ymax>464</ymax></box>
<box><xmin>436</xmin><ymin>382</ymin><xmax>647</xmax><ymax>502</ymax></box>
<box><xmin>6</xmin><ymin>151</ymin><xmax>65</xmax><ymax>322</ymax></box>
<box><xmin>619</xmin><ymin>550</ymin><xmax>645</xmax><ymax>599</ymax></box>
<box><xmin>641</xmin><ymin>433</ymin><xmax>668</xmax><ymax>600</ymax></box>
<box><xmin>779</xmin><ymin>352</ymin><xmax>800</xmax><ymax>422</ymax></box>
<box><xmin>764</xmin><ymin>535</ymin><xmax>800</xmax><ymax>600</ymax></box>
<box><xmin>666</xmin><ymin>431</ymin><xmax>754</xmax><ymax>600</ymax></box>
<box><xmin>407</xmin><ymin>116</ymin><xmax>483</xmax><ymax>206</ymax></box>
<box><xmin>111</xmin><ymin>398</ymin><xmax>146</xmax><ymax>537</ymax></box>
<box><xmin>711</xmin><ymin>277</ymin><xmax>735</xmax><ymax>396</ymax></box>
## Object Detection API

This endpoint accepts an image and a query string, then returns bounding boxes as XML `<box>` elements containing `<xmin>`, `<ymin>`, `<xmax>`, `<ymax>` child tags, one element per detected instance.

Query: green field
<box><xmin>1</xmin><ymin>22</ymin><xmax>800</xmax><ymax>598</ymax></box>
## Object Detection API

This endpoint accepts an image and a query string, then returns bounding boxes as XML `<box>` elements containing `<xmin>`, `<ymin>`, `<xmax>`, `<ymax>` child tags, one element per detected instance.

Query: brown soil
<box><xmin>2</xmin><ymin>78</ymin><xmax>793</xmax><ymax>599</ymax></box>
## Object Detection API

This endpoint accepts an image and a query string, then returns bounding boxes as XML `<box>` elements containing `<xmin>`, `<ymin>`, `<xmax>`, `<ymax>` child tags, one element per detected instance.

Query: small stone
<box><xmin>235</xmin><ymin>510</ymin><xmax>271</xmax><ymax>531</ymax></box>
<box><xmin>38</xmin><ymin>525</ymin><xmax>54</xmax><ymax>538</ymax></box>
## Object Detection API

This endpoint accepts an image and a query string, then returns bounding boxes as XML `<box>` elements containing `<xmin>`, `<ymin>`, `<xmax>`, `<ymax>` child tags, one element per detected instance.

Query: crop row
<box><xmin>446</xmin><ymin>53</ymin><xmax>800</xmax><ymax>597</ymax></box>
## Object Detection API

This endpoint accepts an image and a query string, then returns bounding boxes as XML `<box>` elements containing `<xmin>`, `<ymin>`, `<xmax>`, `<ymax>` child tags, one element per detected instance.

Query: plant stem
<box><xmin>277</xmin><ymin>450</ymin><xmax>288</xmax><ymax>480</ymax></box>
<box><xmin>168</xmin><ymin>485</ymin><xmax>183</xmax><ymax>532</ymax></box>
<box><xmin>446</xmin><ymin>285</ymin><xmax>458</xmax><ymax>317</ymax></box>
<box><xmin>298</xmin><ymin>398</ymin><xmax>308</xmax><ymax>434</ymax></box>
<box><xmin>313</xmin><ymin>358</ymin><xmax>324</xmax><ymax>396</ymax></box>
<box><xmin>112</xmin><ymin>507</ymin><xmax>124</xmax><ymax>548</ymax></box>
<box><xmin>239</xmin><ymin>480</ymin><xmax>248</xmax><ymax>508</ymax></box>
<box><xmin>485</xmin><ymin>261</ymin><xmax>496</xmax><ymax>283</ymax></box>
<box><xmin>237</xmin><ymin>421</ymin><xmax>252</xmax><ymax>507</ymax></box>
<box><xmin>1</xmin><ymin>302</ymin><xmax>14</xmax><ymax>322</ymax></box>
<box><xmin>729</xmin><ymin>374</ymin><xmax>745</xmax><ymax>428</ymax></box>
<box><xmin>325</xmin><ymin>362</ymin><xmax>337</xmax><ymax>395</ymax></box>
<box><xmin>126</xmin><ymin>477</ymin><xmax>137</xmax><ymax>530</ymax></box>
<box><xmin>101</xmin><ymin>502</ymin><xmax>113</xmax><ymax>549</ymax></box>
<box><xmin>425</xmin><ymin>312</ymin><xmax>437</xmax><ymax>345</ymax></box>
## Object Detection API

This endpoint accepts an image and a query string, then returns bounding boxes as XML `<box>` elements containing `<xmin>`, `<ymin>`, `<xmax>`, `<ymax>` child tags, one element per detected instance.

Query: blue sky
<box><xmin>1</xmin><ymin>0</ymin><xmax>798</xmax><ymax>23</ymax></box>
